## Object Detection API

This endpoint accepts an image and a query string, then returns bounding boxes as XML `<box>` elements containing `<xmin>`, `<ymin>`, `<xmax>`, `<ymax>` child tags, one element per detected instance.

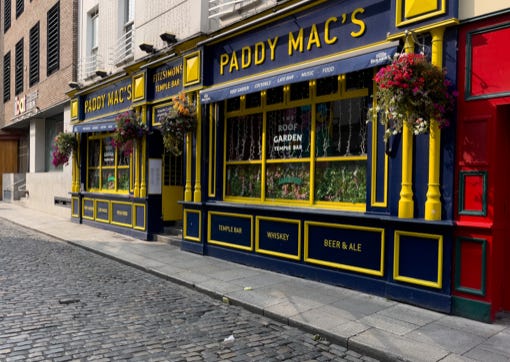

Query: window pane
<box><xmin>226</xmin><ymin>114</ymin><xmax>262</xmax><ymax>161</ymax></box>
<box><xmin>102</xmin><ymin>137</ymin><xmax>115</xmax><ymax>166</ymax></box>
<box><xmin>117</xmin><ymin>168</ymin><xmax>130</xmax><ymax>190</ymax></box>
<box><xmin>266</xmin><ymin>163</ymin><xmax>310</xmax><ymax>200</ymax></box>
<box><xmin>47</xmin><ymin>2</ymin><xmax>60</xmax><ymax>75</ymax></box>
<box><xmin>315</xmin><ymin>98</ymin><xmax>368</xmax><ymax>158</ymax></box>
<box><xmin>102</xmin><ymin>170</ymin><xmax>115</xmax><ymax>190</ymax></box>
<box><xmin>315</xmin><ymin>161</ymin><xmax>366</xmax><ymax>203</ymax></box>
<box><xmin>88</xmin><ymin>139</ymin><xmax>100</xmax><ymax>167</ymax></box>
<box><xmin>266</xmin><ymin>86</ymin><xmax>283</xmax><ymax>105</ymax></box>
<box><xmin>226</xmin><ymin>164</ymin><xmax>261</xmax><ymax>198</ymax></box>
<box><xmin>316</xmin><ymin>76</ymin><xmax>338</xmax><ymax>96</ymax></box>
<box><xmin>289</xmin><ymin>81</ymin><xmax>309</xmax><ymax>101</ymax></box>
<box><xmin>88</xmin><ymin>169</ymin><xmax>99</xmax><ymax>189</ymax></box>
<box><xmin>226</xmin><ymin>97</ymin><xmax>240</xmax><ymax>112</ymax></box>
<box><xmin>266</xmin><ymin>106</ymin><xmax>311</xmax><ymax>159</ymax></box>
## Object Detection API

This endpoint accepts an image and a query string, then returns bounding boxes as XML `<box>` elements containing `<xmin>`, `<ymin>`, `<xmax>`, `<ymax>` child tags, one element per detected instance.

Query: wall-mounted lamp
<box><xmin>68</xmin><ymin>81</ymin><xmax>81</xmax><ymax>89</ymax></box>
<box><xmin>160</xmin><ymin>32</ymin><xmax>177</xmax><ymax>45</ymax></box>
<box><xmin>139</xmin><ymin>43</ymin><xmax>156</xmax><ymax>53</ymax></box>
<box><xmin>95</xmin><ymin>70</ymin><xmax>108</xmax><ymax>78</ymax></box>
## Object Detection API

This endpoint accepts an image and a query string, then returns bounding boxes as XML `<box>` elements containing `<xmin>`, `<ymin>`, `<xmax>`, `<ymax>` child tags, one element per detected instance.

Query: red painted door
<box><xmin>495</xmin><ymin>104</ymin><xmax>510</xmax><ymax>312</ymax></box>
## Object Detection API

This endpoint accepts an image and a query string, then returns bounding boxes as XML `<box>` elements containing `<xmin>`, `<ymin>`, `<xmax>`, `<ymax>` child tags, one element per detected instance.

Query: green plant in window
<box><xmin>118</xmin><ymin>171</ymin><xmax>130</xmax><ymax>190</ymax></box>
<box><xmin>266</xmin><ymin>163</ymin><xmax>310</xmax><ymax>200</ymax></box>
<box><xmin>226</xmin><ymin>165</ymin><xmax>261</xmax><ymax>198</ymax></box>
<box><xmin>315</xmin><ymin>163</ymin><xmax>366</xmax><ymax>203</ymax></box>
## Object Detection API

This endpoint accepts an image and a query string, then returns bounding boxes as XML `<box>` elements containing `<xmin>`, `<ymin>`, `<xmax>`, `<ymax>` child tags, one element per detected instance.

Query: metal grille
<box><xmin>4</xmin><ymin>0</ymin><xmax>11</xmax><ymax>32</ymax></box>
<box><xmin>47</xmin><ymin>2</ymin><xmax>60</xmax><ymax>76</ymax></box>
<box><xmin>15</xmin><ymin>39</ymin><xmax>23</xmax><ymax>95</ymax></box>
<box><xmin>3</xmin><ymin>52</ymin><xmax>11</xmax><ymax>102</ymax></box>
<box><xmin>29</xmin><ymin>22</ymin><xmax>40</xmax><ymax>86</ymax></box>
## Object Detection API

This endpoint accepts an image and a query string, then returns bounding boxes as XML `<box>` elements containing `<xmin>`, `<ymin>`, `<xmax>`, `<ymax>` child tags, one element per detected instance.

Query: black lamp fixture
<box><xmin>95</xmin><ymin>70</ymin><xmax>107</xmax><ymax>78</ymax></box>
<box><xmin>139</xmin><ymin>43</ymin><xmax>156</xmax><ymax>53</ymax></box>
<box><xmin>68</xmin><ymin>81</ymin><xmax>81</xmax><ymax>89</ymax></box>
<box><xmin>160</xmin><ymin>32</ymin><xmax>177</xmax><ymax>45</ymax></box>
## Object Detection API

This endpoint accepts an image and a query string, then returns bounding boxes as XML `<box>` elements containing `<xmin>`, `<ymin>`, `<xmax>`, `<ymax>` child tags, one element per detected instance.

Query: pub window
<box><xmin>3</xmin><ymin>52</ymin><xmax>11</xmax><ymax>102</ymax></box>
<box><xmin>245</xmin><ymin>92</ymin><xmax>261</xmax><ymax>109</ymax></box>
<box><xmin>4</xmin><ymin>0</ymin><xmax>11</xmax><ymax>32</ymax></box>
<box><xmin>15</xmin><ymin>39</ymin><xmax>24</xmax><ymax>95</ymax></box>
<box><xmin>29</xmin><ymin>22</ymin><xmax>40</xmax><ymax>86</ymax></box>
<box><xmin>16</xmin><ymin>0</ymin><xmax>24</xmax><ymax>18</ymax></box>
<box><xmin>223</xmin><ymin>75</ymin><xmax>369</xmax><ymax>210</ymax></box>
<box><xmin>345</xmin><ymin>69</ymin><xmax>372</xmax><ymax>91</ymax></box>
<box><xmin>289</xmin><ymin>81</ymin><xmax>310</xmax><ymax>101</ymax></box>
<box><xmin>47</xmin><ymin>1</ymin><xmax>60</xmax><ymax>76</ymax></box>
<box><xmin>87</xmin><ymin>134</ymin><xmax>131</xmax><ymax>193</ymax></box>
<box><xmin>316</xmin><ymin>76</ymin><xmax>339</xmax><ymax>97</ymax></box>
<box><xmin>266</xmin><ymin>86</ymin><xmax>284</xmax><ymax>105</ymax></box>
<box><xmin>226</xmin><ymin>97</ymin><xmax>240</xmax><ymax>112</ymax></box>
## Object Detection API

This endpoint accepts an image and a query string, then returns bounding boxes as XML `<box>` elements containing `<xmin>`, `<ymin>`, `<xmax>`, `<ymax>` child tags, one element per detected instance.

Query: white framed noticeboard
<box><xmin>148</xmin><ymin>158</ymin><xmax>162</xmax><ymax>195</ymax></box>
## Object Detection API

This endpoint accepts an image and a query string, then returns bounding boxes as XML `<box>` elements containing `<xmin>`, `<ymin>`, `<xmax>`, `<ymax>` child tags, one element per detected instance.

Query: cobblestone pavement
<box><xmin>0</xmin><ymin>220</ymin><xmax>379</xmax><ymax>362</ymax></box>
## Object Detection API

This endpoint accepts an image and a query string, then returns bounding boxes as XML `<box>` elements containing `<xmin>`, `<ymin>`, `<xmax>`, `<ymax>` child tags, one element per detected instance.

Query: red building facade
<box><xmin>455</xmin><ymin>11</ymin><xmax>510</xmax><ymax>321</ymax></box>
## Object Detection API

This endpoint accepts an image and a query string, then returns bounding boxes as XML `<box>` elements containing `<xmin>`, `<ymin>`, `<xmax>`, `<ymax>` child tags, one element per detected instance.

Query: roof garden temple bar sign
<box><xmin>201</xmin><ymin>1</ymin><xmax>395</xmax><ymax>103</ymax></box>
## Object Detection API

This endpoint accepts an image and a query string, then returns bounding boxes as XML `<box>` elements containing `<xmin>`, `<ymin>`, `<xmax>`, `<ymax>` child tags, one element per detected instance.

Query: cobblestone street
<box><xmin>0</xmin><ymin>220</ymin><xmax>378</xmax><ymax>362</ymax></box>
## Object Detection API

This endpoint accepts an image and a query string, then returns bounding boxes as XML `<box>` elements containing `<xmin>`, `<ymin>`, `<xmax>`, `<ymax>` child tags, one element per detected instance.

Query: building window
<box><xmin>87</xmin><ymin>134</ymin><xmax>131</xmax><ymax>193</ymax></box>
<box><xmin>4</xmin><ymin>0</ymin><xmax>11</xmax><ymax>32</ymax></box>
<box><xmin>47</xmin><ymin>1</ymin><xmax>60</xmax><ymax>76</ymax></box>
<box><xmin>15</xmin><ymin>39</ymin><xmax>24</xmax><ymax>95</ymax></box>
<box><xmin>15</xmin><ymin>0</ymin><xmax>24</xmax><ymax>18</ymax></box>
<box><xmin>223</xmin><ymin>70</ymin><xmax>370</xmax><ymax>210</ymax></box>
<box><xmin>90</xmin><ymin>7</ymin><xmax>99</xmax><ymax>52</ymax></box>
<box><xmin>29</xmin><ymin>22</ymin><xmax>40</xmax><ymax>86</ymax></box>
<box><xmin>123</xmin><ymin>0</ymin><xmax>134</xmax><ymax>54</ymax></box>
<box><xmin>3</xmin><ymin>52</ymin><xmax>11</xmax><ymax>102</ymax></box>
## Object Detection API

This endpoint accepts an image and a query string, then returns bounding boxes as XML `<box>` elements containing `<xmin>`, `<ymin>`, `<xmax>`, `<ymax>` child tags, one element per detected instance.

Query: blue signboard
<box><xmin>305</xmin><ymin>222</ymin><xmax>384</xmax><ymax>276</ymax></box>
<box><xmin>209</xmin><ymin>212</ymin><xmax>252</xmax><ymax>250</ymax></box>
<box><xmin>208</xmin><ymin>0</ymin><xmax>392</xmax><ymax>85</ymax></box>
<box><xmin>81</xmin><ymin>77</ymin><xmax>132</xmax><ymax>121</ymax></box>
<box><xmin>149</xmin><ymin>57</ymin><xmax>183</xmax><ymax>101</ymax></box>
<box><xmin>95</xmin><ymin>200</ymin><xmax>109</xmax><ymax>222</ymax></box>
<box><xmin>112</xmin><ymin>202</ymin><xmax>132</xmax><ymax>226</ymax></box>
<box><xmin>257</xmin><ymin>218</ymin><xmax>300</xmax><ymax>260</ymax></box>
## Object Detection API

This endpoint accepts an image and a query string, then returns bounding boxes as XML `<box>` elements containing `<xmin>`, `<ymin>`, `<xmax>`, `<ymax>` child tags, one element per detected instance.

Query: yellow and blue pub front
<box><xmin>183</xmin><ymin>0</ymin><xmax>460</xmax><ymax>313</ymax></box>
<box><xmin>69</xmin><ymin>51</ymin><xmax>199</xmax><ymax>239</ymax></box>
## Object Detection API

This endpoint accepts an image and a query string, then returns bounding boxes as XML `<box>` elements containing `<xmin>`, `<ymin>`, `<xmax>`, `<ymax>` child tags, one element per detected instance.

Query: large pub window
<box><xmin>87</xmin><ymin>134</ymin><xmax>131</xmax><ymax>193</ymax></box>
<box><xmin>223</xmin><ymin>70</ymin><xmax>371</xmax><ymax>211</ymax></box>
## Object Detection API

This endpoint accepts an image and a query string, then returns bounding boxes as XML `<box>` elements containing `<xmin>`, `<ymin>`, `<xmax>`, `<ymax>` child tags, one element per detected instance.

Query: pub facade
<box><xmin>182</xmin><ymin>0</ymin><xmax>460</xmax><ymax>314</ymax></box>
<box><xmin>69</xmin><ymin>47</ymin><xmax>203</xmax><ymax>240</ymax></box>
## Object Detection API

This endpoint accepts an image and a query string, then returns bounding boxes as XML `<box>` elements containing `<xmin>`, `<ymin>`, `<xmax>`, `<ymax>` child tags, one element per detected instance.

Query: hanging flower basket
<box><xmin>52</xmin><ymin>132</ymin><xmax>77</xmax><ymax>167</ymax></box>
<box><xmin>368</xmin><ymin>53</ymin><xmax>456</xmax><ymax>142</ymax></box>
<box><xmin>111</xmin><ymin>110</ymin><xmax>149</xmax><ymax>155</ymax></box>
<box><xmin>161</xmin><ymin>92</ymin><xmax>197</xmax><ymax>156</ymax></box>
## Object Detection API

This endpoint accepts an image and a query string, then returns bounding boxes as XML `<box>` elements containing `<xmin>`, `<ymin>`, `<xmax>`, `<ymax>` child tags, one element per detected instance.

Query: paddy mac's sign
<box><xmin>209</xmin><ymin>0</ymin><xmax>392</xmax><ymax>83</ymax></box>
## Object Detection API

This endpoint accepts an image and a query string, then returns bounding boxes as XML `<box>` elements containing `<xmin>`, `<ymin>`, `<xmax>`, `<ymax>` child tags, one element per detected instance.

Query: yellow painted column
<box><xmin>133</xmin><ymin>106</ymin><xmax>140</xmax><ymax>197</ymax></box>
<box><xmin>72</xmin><ymin>134</ymin><xmax>79</xmax><ymax>192</ymax></box>
<box><xmin>140</xmin><ymin>137</ymin><xmax>147</xmax><ymax>198</ymax></box>
<box><xmin>193</xmin><ymin>95</ymin><xmax>202</xmax><ymax>202</ymax></box>
<box><xmin>425</xmin><ymin>27</ymin><xmax>445</xmax><ymax>220</ymax></box>
<box><xmin>398</xmin><ymin>36</ymin><xmax>415</xmax><ymax>218</ymax></box>
<box><xmin>185</xmin><ymin>132</ymin><xmax>193</xmax><ymax>201</ymax></box>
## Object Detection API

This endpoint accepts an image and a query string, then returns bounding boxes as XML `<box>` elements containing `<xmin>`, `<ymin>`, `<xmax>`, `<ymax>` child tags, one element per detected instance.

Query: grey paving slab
<box><xmin>359</xmin><ymin>313</ymin><xmax>420</xmax><ymax>336</ymax></box>
<box><xmin>349</xmin><ymin>328</ymin><xmax>450</xmax><ymax>362</ymax></box>
<box><xmin>376</xmin><ymin>303</ymin><xmax>444</xmax><ymax>326</ymax></box>
<box><xmin>436</xmin><ymin>315</ymin><xmax>508</xmax><ymax>338</ymax></box>
<box><xmin>405</xmin><ymin>322</ymin><xmax>487</xmax><ymax>355</ymax></box>
<box><xmin>463</xmin><ymin>345</ymin><xmax>510</xmax><ymax>362</ymax></box>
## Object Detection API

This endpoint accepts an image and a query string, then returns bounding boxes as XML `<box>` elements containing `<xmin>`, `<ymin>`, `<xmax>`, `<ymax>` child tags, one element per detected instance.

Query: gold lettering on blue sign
<box><xmin>266</xmin><ymin>232</ymin><xmax>290</xmax><ymax>241</ymax></box>
<box><xmin>219</xmin><ymin>224</ymin><xmax>243</xmax><ymax>234</ymax></box>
